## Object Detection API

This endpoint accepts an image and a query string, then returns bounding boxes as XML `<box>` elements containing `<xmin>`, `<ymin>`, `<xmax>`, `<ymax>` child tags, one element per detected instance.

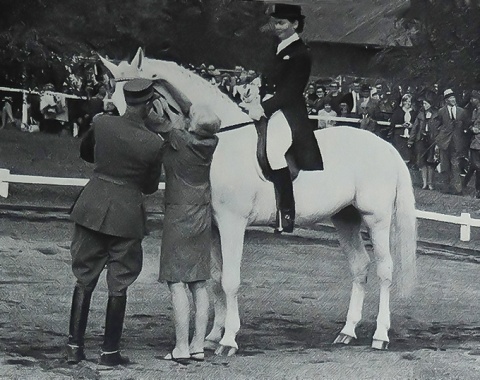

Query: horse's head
<box><xmin>99</xmin><ymin>48</ymin><xmax>149</xmax><ymax>115</ymax></box>
<box><xmin>100</xmin><ymin>48</ymin><xmax>252</xmax><ymax>127</ymax></box>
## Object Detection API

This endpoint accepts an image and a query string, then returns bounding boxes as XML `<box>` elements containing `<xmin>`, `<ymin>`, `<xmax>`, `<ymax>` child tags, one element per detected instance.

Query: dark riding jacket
<box><xmin>262</xmin><ymin>38</ymin><xmax>323</xmax><ymax>170</ymax></box>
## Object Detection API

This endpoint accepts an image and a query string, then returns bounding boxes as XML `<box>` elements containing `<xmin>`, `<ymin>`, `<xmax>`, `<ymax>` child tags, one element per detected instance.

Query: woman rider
<box><xmin>248</xmin><ymin>3</ymin><xmax>323</xmax><ymax>234</ymax></box>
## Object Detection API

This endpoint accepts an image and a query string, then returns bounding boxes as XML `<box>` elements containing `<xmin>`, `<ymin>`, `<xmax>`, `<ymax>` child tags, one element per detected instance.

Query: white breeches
<box><xmin>266</xmin><ymin>110</ymin><xmax>293</xmax><ymax>170</ymax></box>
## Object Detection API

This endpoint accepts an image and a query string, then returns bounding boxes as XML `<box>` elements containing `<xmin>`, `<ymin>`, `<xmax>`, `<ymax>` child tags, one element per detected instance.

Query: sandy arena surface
<box><xmin>0</xmin><ymin>214</ymin><xmax>479</xmax><ymax>379</ymax></box>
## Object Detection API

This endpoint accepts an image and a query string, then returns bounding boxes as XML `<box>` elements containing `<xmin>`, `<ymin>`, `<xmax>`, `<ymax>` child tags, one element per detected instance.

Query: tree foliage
<box><xmin>0</xmin><ymin>0</ymin><xmax>273</xmax><ymax>87</ymax></box>
<box><xmin>373</xmin><ymin>0</ymin><xmax>480</xmax><ymax>88</ymax></box>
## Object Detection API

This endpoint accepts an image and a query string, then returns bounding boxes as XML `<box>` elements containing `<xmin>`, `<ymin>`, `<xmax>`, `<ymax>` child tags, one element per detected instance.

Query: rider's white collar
<box><xmin>276</xmin><ymin>33</ymin><xmax>300</xmax><ymax>55</ymax></box>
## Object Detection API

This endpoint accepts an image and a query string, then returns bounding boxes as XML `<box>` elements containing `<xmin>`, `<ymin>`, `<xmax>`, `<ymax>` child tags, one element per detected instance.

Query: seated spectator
<box><xmin>1</xmin><ymin>96</ymin><xmax>15</xmax><ymax>129</ymax></box>
<box><xmin>39</xmin><ymin>83</ymin><xmax>68</xmax><ymax>134</ymax></box>
<box><xmin>317</xmin><ymin>101</ymin><xmax>337</xmax><ymax>129</ymax></box>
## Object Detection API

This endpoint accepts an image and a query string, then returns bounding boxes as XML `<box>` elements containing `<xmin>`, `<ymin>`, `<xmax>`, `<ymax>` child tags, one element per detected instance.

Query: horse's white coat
<box><xmin>103</xmin><ymin>48</ymin><xmax>417</xmax><ymax>354</ymax></box>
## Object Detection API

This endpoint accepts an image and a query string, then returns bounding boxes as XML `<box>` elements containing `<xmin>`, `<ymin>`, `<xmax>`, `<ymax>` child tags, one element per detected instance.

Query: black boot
<box><xmin>99</xmin><ymin>296</ymin><xmax>130</xmax><ymax>366</ymax></box>
<box><xmin>271</xmin><ymin>167</ymin><xmax>295</xmax><ymax>233</ymax></box>
<box><xmin>66</xmin><ymin>286</ymin><xmax>93</xmax><ymax>364</ymax></box>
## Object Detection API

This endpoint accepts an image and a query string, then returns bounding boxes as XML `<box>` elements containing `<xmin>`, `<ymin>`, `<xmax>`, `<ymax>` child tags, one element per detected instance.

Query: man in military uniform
<box><xmin>66</xmin><ymin>79</ymin><xmax>165</xmax><ymax>366</ymax></box>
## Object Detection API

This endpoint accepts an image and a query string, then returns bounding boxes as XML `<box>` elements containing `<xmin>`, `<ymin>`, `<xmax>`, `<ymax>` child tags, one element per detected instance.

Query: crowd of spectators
<box><xmin>300</xmin><ymin>78</ymin><xmax>480</xmax><ymax>198</ymax></box>
<box><xmin>2</xmin><ymin>59</ymin><xmax>480</xmax><ymax>198</ymax></box>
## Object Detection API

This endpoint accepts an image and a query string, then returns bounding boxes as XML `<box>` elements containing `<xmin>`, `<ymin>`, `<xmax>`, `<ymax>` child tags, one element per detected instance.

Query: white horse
<box><xmin>101</xmin><ymin>48</ymin><xmax>417</xmax><ymax>355</ymax></box>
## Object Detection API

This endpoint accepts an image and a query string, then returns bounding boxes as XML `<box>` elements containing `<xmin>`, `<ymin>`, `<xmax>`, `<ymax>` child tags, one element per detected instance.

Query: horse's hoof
<box><xmin>333</xmin><ymin>333</ymin><xmax>353</xmax><ymax>345</ymax></box>
<box><xmin>371</xmin><ymin>339</ymin><xmax>389</xmax><ymax>350</ymax></box>
<box><xmin>214</xmin><ymin>345</ymin><xmax>237</xmax><ymax>357</ymax></box>
<box><xmin>204</xmin><ymin>339</ymin><xmax>218</xmax><ymax>351</ymax></box>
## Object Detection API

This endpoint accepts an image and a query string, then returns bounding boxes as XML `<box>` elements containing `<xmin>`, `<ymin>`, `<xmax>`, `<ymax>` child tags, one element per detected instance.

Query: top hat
<box><xmin>270</xmin><ymin>4</ymin><xmax>305</xmax><ymax>20</ymax></box>
<box><xmin>443</xmin><ymin>88</ymin><xmax>455</xmax><ymax>99</ymax></box>
<box><xmin>123</xmin><ymin>78</ymin><xmax>154</xmax><ymax>105</ymax></box>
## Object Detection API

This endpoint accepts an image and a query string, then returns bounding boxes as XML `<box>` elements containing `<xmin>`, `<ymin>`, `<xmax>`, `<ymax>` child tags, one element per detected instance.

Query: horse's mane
<box><xmin>142</xmin><ymin>58</ymin><xmax>252</xmax><ymax>128</ymax></box>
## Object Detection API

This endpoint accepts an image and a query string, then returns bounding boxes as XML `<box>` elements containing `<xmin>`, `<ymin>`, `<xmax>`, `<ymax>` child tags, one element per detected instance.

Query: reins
<box><xmin>218</xmin><ymin>121</ymin><xmax>254</xmax><ymax>133</ymax></box>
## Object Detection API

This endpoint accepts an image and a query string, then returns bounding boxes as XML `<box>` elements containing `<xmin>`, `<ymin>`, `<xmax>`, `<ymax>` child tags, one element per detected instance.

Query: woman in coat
<box><xmin>389</xmin><ymin>93</ymin><xmax>418</xmax><ymax>164</ymax></box>
<box><xmin>247</xmin><ymin>3</ymin><xmax>323</xmax><ymax>234</ymax></box>
<box><xmin>408</xmin><ymin>92</ymin><xmax>440</xmax><ymax>189</ymax></box>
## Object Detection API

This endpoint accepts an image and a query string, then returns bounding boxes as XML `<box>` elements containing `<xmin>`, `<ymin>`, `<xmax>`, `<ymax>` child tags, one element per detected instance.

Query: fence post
<box><xmin>0</xmin><ymin>168</ymin><xmax>10</xmax><ymax>198</ymax></box>
<box><xmin>460</xmin><ymin>212</ymin><xmax>471</xmax><ymax>242</ymax></box>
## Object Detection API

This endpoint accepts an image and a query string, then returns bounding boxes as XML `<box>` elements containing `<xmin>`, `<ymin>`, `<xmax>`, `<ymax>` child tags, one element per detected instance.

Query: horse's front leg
<box><xmin>332</xmin><ymin>208</ymin><xmax>370</xmax><ymax>345</ymax></box>
<box><xmin>205</xmin><ymin>224</ymin><xmax>225</xmax><ymax>350</ymax></box>
<box><xmin>215</xmin><ymin>214</ymin><xmax>248</xmax><ymax>356</ymax></box>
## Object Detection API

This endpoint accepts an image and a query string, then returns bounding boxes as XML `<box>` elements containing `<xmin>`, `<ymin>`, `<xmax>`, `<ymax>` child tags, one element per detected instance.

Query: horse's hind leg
<box><xmin>205</xmin><ymin>224</ymin><xmax>226</xmax><ymax>350</ymax></box>
<box><xmin>363</xmin><ymin>213</ymin><xmax>392</xmax><ymax>350</ymax></box>
<box><xmin>332</xmin><ymin>206</ymin><xmax>370</xmax><ymax>345</ymax></box>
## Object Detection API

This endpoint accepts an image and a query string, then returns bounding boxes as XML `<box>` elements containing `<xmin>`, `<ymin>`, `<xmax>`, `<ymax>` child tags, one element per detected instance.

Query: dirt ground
<box><xmin>0</xmin><ymin>217</ymin><xmax>479</xmax><ymax>380</ymax></box>
<box><xmin>0</xmin><ymin>129</ymin><xmax>480</xmax><ymax>379</ymax></box>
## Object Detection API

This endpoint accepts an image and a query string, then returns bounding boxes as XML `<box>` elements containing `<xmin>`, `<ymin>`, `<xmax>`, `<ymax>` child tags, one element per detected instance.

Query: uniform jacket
<box><xmin>435</xmin><ymin>105</ymin><xmax>470</xmax><ymax>153</ymax></box>
<box><xmin>408</xmin><ymin>108</ymin><xmax>440</xmax><ymax>145</ymax></box>
<box><xmin>261</xmin><ymin>38</ymin><xmax>323</xmax><ymax>170</ymax></box>
<box><xmin>70</xmin><ymin>114</ymin><xmax>164</xmax><ymax>238</ymax></box>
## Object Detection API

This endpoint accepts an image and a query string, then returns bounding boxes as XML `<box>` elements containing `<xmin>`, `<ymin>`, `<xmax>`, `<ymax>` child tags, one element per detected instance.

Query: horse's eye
<box><xmin>152</xmin><ymin>74</ymin><xmax>158</xmax><ymax>78</ymax></box>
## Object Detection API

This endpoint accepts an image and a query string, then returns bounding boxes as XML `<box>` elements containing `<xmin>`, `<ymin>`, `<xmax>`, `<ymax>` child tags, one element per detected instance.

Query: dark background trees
<box><xmin>0</xmin><ymin>0</ymin><xmax>479</xmax><ymax>89</ymax></box>
<box><xmin>0</xmin><ymin>0</ymin><xmax>273</xmax><ymax>88</ymax></box>
<box><xmin>373</xmin><ymin>0</ymin><xmax>480</xmax><ymax>89</ymax></box>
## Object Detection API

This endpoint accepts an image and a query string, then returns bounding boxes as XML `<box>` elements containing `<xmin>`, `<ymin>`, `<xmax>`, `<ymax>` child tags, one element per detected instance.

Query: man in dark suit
<box><xmin>341</xmin><ymin>79</ymin><xmax>362</xmax><ymax>117</ymax></box>
<box><xmin>435</xmin><ymin>88</ymin><xmax>470</xmax><ymax>195</ymax></box>
<box><xmin>247</xmin><ymin>3</ymin><xmax>323</xmax><ymax>234</ymax></box>
<box><xmin>66</xmin><ymin>79</ymin><xmax>165</xmax><ymax>366</ymax></box>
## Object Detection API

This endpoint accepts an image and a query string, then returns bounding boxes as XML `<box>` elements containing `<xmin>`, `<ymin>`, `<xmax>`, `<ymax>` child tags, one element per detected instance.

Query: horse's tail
<box><xmin>390</xmin><ymin>150</ymin><xmax>417</xmax><ymax>298</ymax></box>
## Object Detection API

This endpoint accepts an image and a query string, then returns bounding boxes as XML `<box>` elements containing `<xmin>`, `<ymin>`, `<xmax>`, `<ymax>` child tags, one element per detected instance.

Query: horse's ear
<box><xmin>131</xmin><ymin>47</ymin><xmax>144</xmax><ymax>70</ymax></box>
<box><xmin>98</xmin><ymin>54</ymin><xmax>121</xmax><ymax>78</ymax></box>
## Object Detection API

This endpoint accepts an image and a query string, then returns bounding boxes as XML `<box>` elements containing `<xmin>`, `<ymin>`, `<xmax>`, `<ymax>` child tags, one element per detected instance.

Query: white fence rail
<box><xmin>0</xmin><ymin>168</ymin><xmax>478</xmax><ymax>242</ymax></box>
<box><xmin>308</xmin><ymin>115</ymin><xmax>390</xmax><ymax>126</ymax></box>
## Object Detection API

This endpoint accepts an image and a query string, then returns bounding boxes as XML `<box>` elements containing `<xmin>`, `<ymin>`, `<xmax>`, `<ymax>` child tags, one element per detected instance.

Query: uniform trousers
<box><xmin>71</xmin><ymin>224</ymin><xmax>143</xmax><ymax>296</ymax></box>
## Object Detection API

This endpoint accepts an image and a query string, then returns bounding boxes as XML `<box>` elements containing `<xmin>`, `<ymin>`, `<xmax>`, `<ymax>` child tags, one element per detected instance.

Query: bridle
<box><xmin>113</xmin><ymin>77</ymin><xmax>255</xmax><ymax>133</ymax></box>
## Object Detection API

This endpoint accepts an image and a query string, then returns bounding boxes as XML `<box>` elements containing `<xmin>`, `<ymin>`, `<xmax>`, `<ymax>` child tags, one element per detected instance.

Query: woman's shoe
<box><xmin>190</xmin><ymin>351</ymin><xmax>205</xmax><ymax>362</ymax></box>
<box><xmin>163</xmin><ymin>351</ymin><xmax>191</xmax><ymax>365</ymax></box>
<box><xmin>428</xmin><ymin>185</ymin><xmax>434</xmax><ymax>190</ymax></box>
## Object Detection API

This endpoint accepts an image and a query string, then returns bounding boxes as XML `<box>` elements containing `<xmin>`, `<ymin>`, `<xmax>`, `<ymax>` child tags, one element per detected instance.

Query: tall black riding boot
<box><xmin>271</xmin><ymin>167</ymin><xmax>295</xmax><ymax>233</ymax></box>
<box><xmin>66</xmin><ymin>286</ymin><xmax>94</xmax><ymax>364</ymax></box>
<box><xmin>99</xmin><ymin>295</ymin><xmax>130</xmax><ymax>366</ymax></box>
